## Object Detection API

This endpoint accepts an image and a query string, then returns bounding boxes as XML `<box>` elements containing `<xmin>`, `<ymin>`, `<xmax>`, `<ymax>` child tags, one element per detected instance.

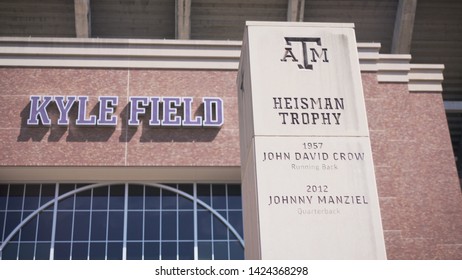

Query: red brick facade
<box><xmin>1</xmin><ymin>68</ymin><xmax>461</xmax><ymax>259</ymax></box>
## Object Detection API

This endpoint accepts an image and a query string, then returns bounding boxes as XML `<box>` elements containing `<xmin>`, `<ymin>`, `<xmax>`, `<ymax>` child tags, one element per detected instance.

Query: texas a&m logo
<box><xmin>280</xmin><ymin>37</ymin><xmax>329</xmax><ymax>70</ymax></box>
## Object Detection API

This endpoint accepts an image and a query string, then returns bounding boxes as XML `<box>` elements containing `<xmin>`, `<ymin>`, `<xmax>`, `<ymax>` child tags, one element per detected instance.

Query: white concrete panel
<box><xmin>238</xmin><ymin>22</ymin><xmax>386</xmax><ymax>259</ymax></box>
<box><xmin>254</xmin><ymin>136</ymin><xmax>386</xmax><ymax>259</ymax></box>
<box><xmin>245</xmin><ymin>22</ymin><xmax>369</xmax><ymax>137</ymax></box>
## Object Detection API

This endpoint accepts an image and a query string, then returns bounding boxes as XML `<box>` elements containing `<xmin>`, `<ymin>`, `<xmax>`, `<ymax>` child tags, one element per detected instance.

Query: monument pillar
<box><xmin>237</xmin><ymin>22</ymin><xmax>386</xmax><ymax>259</ymax></box>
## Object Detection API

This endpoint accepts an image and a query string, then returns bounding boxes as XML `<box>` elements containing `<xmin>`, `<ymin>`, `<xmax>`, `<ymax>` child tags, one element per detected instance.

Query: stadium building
<box><xmin>0</xmin><ymin>0</ymin><xmax>462</xmax><ymax>260</ymax></box>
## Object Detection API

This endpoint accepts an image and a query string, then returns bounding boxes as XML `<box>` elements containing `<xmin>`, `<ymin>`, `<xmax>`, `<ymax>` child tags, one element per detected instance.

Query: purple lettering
<box><xmin>149</xmin><ymin>97</ymin><xmax>161</xmax><ymax>126</ymax></box>
<box><xmin>203</xmin><ymin>97</ymin><xmax>224</xmax><ymax>127</ymax></box>
<box><xmin>182</xmin><ymin>97</ymin><xmax>202</xmax><ymax>126</ymax></box>
<box><xmin>27</xmin><ymin>95</ymin><xmax>53</xmax><ymax>126</ymax></box>
<box><xmin>54</xmin><ymin>96</ymin><xmax>76</xmax><ymax>126</ymax></box>
<box><xmin>75</xmin><ymin>96</ymin><xmax>97</xmax><ymax>125</ymax></box>
<box><xmin>26</xmin><ymin>95</ymin><xmax>224</xmax><ymax>128</ymax></box>
<box><xmin>128</xmin><ymin>97</ymin><xmax>149</xmax><ymax>126</ymax></box>
<box><xmin>162</xmin><ymin>97</ymin><xmax>182</xmax><ymax>126</ymax></box>
<box><xmin>97</xmin><ymin>96</ymin><xmax>118</xmax><ymax>126</ymax></box>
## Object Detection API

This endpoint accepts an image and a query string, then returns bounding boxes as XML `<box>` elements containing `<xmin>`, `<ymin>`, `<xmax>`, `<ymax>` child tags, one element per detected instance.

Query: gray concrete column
<box><xmin>392</xmin><ymin>0</ymin><xmax>417</xmax><ymax>54</ymax></box>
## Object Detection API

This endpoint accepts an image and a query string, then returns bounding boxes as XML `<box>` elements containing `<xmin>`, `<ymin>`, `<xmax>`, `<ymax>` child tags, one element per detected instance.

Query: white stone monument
<box><xmin>237</xmin><ymin>22</ymin><xmax>386</xmax><ymax>259</ymax></box>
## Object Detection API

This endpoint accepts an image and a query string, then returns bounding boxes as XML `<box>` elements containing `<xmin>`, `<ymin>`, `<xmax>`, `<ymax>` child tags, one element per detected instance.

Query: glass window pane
<box><xmin>213</xmin><ymin>214</ymin><xmax>228</xmax><ymax>240</ymax></box>
<box><xmin>0</xmin><ymin>211</ymin><xmax>4</xmax><ymax>241</ymax></box>
<box><xmin>178</xmin><ymin>196</ymin><xmax>193</xmax><ymax>210</ymax></box>
<box><xmin>144</xmin><ymin>211</ymin><xmax>160</xmax><ymax>241</ymax></box>
<box><xmin>178</xmin><ymin>184</ymin><xmax>193</xmax><ymax>209</ymax></box>
<box><xmin>56</xmin><ymin>211</ymin><xmax>73</xmax><ymax>241</ymax></box>
<box><xmin>227</xmin><ymin>185</ymin><xmax>242</xmax><ymax>209</ymax></box>
<box><xmin>8</xmin><ymin>229</ymin><xmax>18</xmax><ymax>244</ymax></box>
<box><xmin>107</xmin><ymin>242</ymin><xmax>123</xmax><ymax>260</ymax></box>
<box><xmin>89</xmin><ymin>242</ymin><xmax>106</xmax><ymax>260</ymax></box>
<box><xmin>72</xmin><ymin>242</ymin><xmax>89</xmax><ymax>260</ymax></box>
<box><xmin>162</xmin><ymin>190</ymin><xmax>177</xmax><ymax>210</ymax></box>
<box><xmin>145</xmin><ymin>187</ymin><xmax>160</xmax><ymax>210</ymax></box>
<box><xmin>59</xmin><ymin>184</ymin><xmax>75</xmax><ymax>196</ymax></box>
<box><xmin>197</xmin><ymin>184</ymin><xmax>211</xmax><ymax>206</ymax></box>
<box><xmin>58</xmin><ymin>184</ymin><xmax>75</xmax><ymax>210</ymax></box>
<box><xmin>20</xmin><ymin>215</ymin><xmax>37</xmax><ymax>242</ymax></box>
<box><xmin>2</xmin><ymin>242</ymin><xmax>18</xmax><ymax>260</ymax></box>
<box><xmin>228</xmin><ymin>211</ymin><xmax>243</xmax><ymax>238</ymax></box>
<box><xmin>54</xmin><ymin>242</ymin><xmax>71</xmax><ymax>260</ymax></box>
<box><xmin>0</xmin><ymin>182</ymin><xmax>242</xmax><ymax>261</ymax></box>
<box><xmin>212</xmin><ymin>184</ymin><xmax>226</xmax><ymax>210</ymax></box>
<box><xmin>23</xmin><ymin>184</ymin><xmax>40</xmax><ymax>210</ymax></box>
<box><xmin>197</xmin><ymin>210</ymin><xmax>211</xmax><ymax>240</ymax></box>
<box><xmin>127</xmin><ymin>242</ymin><xmax>142</xmax><ymax>260</ymax></box>
<box><xmin>178</xmin><ymin>184</ymin><xmax>194</xmax><ymax>196</ymax></box>
<box><xmin>35</xmin><ymin>242</ymin><xmax>50</xmax><ymax>260</ymax></box>
<box><xmin>178</xmin><ymin>184</ymin><xmax>193</xmax><ymax>196</ymax></box>
<box><xmin>214</xmin><ymin>241</ymin><xmax>228</xmax><ymax>260</ymax></box>
<box><xmin>161</xmin><ymin>242</ymin><xmax>177</xmax><ymax>260</ymax></box>
<box><xmin>229</xmin><ymin>241</ymin><xmax>244</xmax><ymax>260</ymax></box>
<box><xmin>178</xmin><ymin>211</ymin><xmax>193</xmax><ymax>240</ymax></box>
<box><xmin>40</xmin><ymin>184</ymin><xmax>55</xmax><ymax>206</ymax></box>
<box><xmin>108</xmin><ymin>211</ymin><xmax>123</xmax><ymax>241</ymax></box>
<box><xmin>109</xmin><ymin>185</ymin><xmax>125</xmax><ymax>210</ymax></box>
<box><xmin>4</xmin><ymin>212</ymin><xmax>21</xmax><ymax>242</ymax></box>
<box><xmin>128</xmin><ymin>185</ymin><xmax>144</xmax><ymax>210</ymax></box>
<box><xmin>73</xmin><ymin>212</ymin><xmax>90</xmax><ymax>241</ymax></box>
<box><xmin>7</xmin><ymin>184</ymin><xmax>24</xmax><ymax>210</ymax></box>
<box><xmin>0</xmin><ymin>184</ymin><xmax>8</xmax><ymax>210</ymax></box>
<box><xmin>198</xmin><ymin>241</ymin><xmax>212</xmax><ymax>260</ymax></box>
<box><xmin>76</xmin><ymin>183</ymin><xmax>90</xmax><ymax>189</ymax></box>
<box><xmin>75</xmin><ymin>190</ymin><xmax>91</xmax><ymax>210</ymax></box>
<box><xmin>91</xmin><ymin>212</ymin><xmax>107</xmax><ymax>241</ymax></box>
<box><xmin>18</xmin><ymin>243</ymin><xmax>35</xmax><ymax>260</ymax></box>
<box><xmin>127</xmin><ymin>211</ymin><xmax>143</xmax><ymax>241</ymax></box>
<box><xmin>144</xmin><ymin>242</ymin><xmax>159</xmax><ymax>260</ymax></box>
<box><xmin>92</xmin><ymin>186</ymin><xmax>108</xmax><ymax>210</ymax></box>
<box><xmin>9</xmin><ymin>231</ymin><xmax>19</xmax><ymax>242</ymax></box>
<box><xmin>37</xmin><ymin>211</ymin><xmax>53</xmax><ymax>241</ymax></box>
<box><xmin>58</xmin><ymin>196</ymin><xmax>74</xmax><ymax>210</ymax></box>
<box><xmin>161</xmin><ymin>211</ymin><xmax>176</xmax><ymax>241</ymax></box>
<box><xmin>179</xmin><ymin>242</ymin><xmax>194</xmax><ymax>260</ymax></box>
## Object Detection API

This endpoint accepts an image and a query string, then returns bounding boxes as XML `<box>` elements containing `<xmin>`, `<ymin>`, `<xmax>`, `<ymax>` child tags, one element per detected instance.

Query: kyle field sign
<box><xmin>26</xmin><ymin>95</ymin><xmax>224</xmax><ymax>127</ymax></box>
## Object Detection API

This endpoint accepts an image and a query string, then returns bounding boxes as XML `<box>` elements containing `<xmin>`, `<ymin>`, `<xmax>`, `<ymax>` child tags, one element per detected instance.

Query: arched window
<box><xmin>0</xmin><ymin>183</ymin><xmax>244</xmax><ymax>260</ymax></box>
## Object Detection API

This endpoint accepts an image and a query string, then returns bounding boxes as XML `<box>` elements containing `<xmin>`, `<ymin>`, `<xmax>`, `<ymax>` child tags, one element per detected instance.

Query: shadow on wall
<box><xmin>17</xmin><ymin>102</ymin><xmax>220</xmax><ymax>143</ymax></box>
